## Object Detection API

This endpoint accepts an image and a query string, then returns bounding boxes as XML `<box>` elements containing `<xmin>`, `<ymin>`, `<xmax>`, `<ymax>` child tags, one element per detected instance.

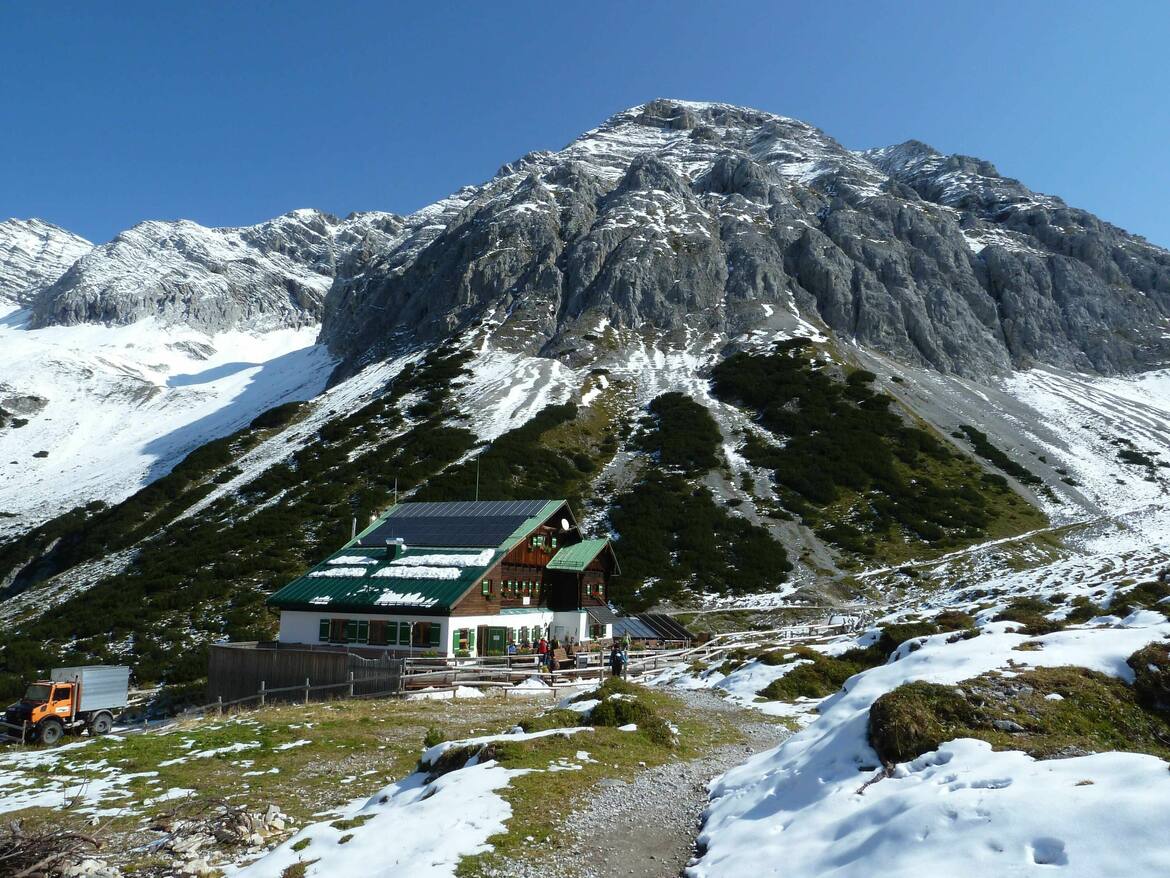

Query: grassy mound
<box><xmin>994</xmin><ymin>596</ymin><xmax>1065</xmax><ymax>636</ymax></box>
<box><xmin>868</xmin><ymin>681</ymin><xmax>977</xmax><ymax>764</ymax></box>
<box><xmin>519</xmin><ymin>678</ymin><xmax>675</xmax><ymax>746</ymax></box>
<box><xmin>1110</xmin><ymin>580</ymin><xmax>1170</xmax><ymax>617</ymax></box>
<box><xmin>758</xmin><ymin>646</ymin><xmax>886</xmax><ymax>701</ymax></box>
<box><xmin>1127</xmin><ymin>641</ymin><xmax>1170</xmax><ymax>712</ymax></box>
<box><xmin>868</xmin><ymin>666</ymin><xmax>1170</xmax><ymax>765</ymax></box>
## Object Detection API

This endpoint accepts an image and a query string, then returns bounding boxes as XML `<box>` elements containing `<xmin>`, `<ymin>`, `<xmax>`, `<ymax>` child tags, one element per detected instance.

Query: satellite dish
<box><xmin>560</xmin><ymin>518</ymin><xmax>571</xmax><ymax>531</ymax></box>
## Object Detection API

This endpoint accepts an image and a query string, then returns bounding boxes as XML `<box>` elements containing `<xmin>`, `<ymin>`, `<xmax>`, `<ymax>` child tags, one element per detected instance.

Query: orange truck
<box><xmin>2</xmin><ymin>666</ymin><xmax>130</xmax><ymax>745</ymax></box>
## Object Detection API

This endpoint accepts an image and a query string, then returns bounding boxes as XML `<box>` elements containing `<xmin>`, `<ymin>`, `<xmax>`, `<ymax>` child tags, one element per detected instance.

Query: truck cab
<box><xmin>10</xmin><ymin>681</ymin><xmax>77</xmax><ymax>725</ymax></box>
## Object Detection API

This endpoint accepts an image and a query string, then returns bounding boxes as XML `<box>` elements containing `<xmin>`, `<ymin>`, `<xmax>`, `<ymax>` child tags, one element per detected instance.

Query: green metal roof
<box><xmin>546</xmin><ymin>539</ymin><xmax>612</xmax><ymax>572</ymax></box>
<box><xmin>268</xmin><ymin>499</ymin><xmax>573</xmax><ymax>613</ymax></box>
<box><xmin>267</xmin><ymin>546</ymin><xmax>499</xmax><ymax>613</ymax></box>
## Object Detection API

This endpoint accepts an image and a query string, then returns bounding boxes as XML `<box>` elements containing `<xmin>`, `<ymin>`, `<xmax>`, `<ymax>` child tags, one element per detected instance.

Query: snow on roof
<box><xmin>373</xmin><ymin>590</ymin><xmax>438</xmax><ymax>607</ymax></box>
<box><xmin>388</xmin><ymin>549</ymin><xmax>494</xmax><ymax>568</ymax></box>
<box><xmin>308</xmin><ymin>567</ymin><xmax>369</xmax><ymax>578</ymax></box>
<box><xmin>327</xmin><ymin>555</ymin><xmax>380</xmax><ymax>565</ymax></box>
<box><xmin>372</xmin><ymin>566</ymin><xmax>463</xmax><ymax>581</ymax></box>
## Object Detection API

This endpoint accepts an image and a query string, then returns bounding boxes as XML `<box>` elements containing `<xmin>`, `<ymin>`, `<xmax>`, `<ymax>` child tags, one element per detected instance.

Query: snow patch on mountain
<box><xmin>0</xmin><ymin>304</ymin><xmax>333</xmax><ymax>538</ymax></box>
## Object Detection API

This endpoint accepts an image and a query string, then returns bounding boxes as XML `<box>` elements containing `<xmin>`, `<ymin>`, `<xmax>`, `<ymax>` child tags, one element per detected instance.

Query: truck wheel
<box><xmin>38</xmin><ymin>719</ymin><xmax>64</xmax><ymax>746</ymax></box>
<box><xmin>88</xmin><ymin>712</ymin><xmax>113</xmax><ymax>736</ymax></box>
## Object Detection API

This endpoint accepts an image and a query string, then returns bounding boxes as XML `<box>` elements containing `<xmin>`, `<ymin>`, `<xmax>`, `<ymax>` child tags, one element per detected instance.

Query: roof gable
<box><xmin>546</xmin><ymin>538</ymin><xmax>620</xmax><ymax>573</ymax></box>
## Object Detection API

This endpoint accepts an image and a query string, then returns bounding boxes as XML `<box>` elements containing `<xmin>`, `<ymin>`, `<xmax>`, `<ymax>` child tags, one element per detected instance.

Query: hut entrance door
<box><xmin>484</xmin><ymin>626</ymin><xmax>507</xmax><ymax>656</ymax></box>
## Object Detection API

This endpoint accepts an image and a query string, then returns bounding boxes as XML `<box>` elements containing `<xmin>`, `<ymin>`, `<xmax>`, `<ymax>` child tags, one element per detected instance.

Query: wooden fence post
<box><xmin>216</xmin><ymin>696</ymin><xmax>223</xmax><ymax>717</ymax></box>
<box><xmin>259</xmin><ymin>680</ymin><xmax>266</xmax><ymax>707</ymax></box>
<box><xmin>304</xmin><ymin>677</ymin><xmax>311</xmax><ymax>705</ymax></box>
<box><xmin>348</xmin><ymin>671</ymin><xmax>355</xmax><ymax>698</ymax></box>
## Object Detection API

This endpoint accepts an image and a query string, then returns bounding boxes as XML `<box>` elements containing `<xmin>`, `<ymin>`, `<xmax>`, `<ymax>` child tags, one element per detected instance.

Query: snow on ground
<box><xmin>0</xmin><ymin>739</ymin><xmax>181</xmax><ymax>816</ymax></box>
<box><xmin>0</xmin><ymin>304</ymin><xmax>333</xmax><ymax>538</ymax></box>
<box><xmin>233</xmin><ymin>725</ymin><xmax>591</xmax><ymax>878</ymax></box>
<box><xmin>688</xmin><ymin>614</ymin><xmax>1170</xmax><ymax>877</ymax></box>
<box><xmin>896</xmin><ymin>503</ymin><xmax>1170</xmax><ymax>615</ymax></box>
<box><xmin>404</xmin><ymin>686</ymin><xmax>486</xmax><ymax>701</ymax></box>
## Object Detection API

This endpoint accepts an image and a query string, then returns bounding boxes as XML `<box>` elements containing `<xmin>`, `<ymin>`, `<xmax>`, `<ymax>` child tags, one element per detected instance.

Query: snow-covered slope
<box><xmin>0</xmin><ymin>304</ymin><xmax>334</xmax><ymax>538</ymax></box>
<box><xmin>690</xmin><ymin>617</ymin><xmax>1170</xmax><ymax>877</ymax></box>
<box><xmin>663</xmin><ymin>498</ymin><xmax>1170</xmax><ymax>877</ymax></box>
<box><xmin>0</xmin><ymin>218</ymin><xmax>92</xmax><ymax>305</ymax></box>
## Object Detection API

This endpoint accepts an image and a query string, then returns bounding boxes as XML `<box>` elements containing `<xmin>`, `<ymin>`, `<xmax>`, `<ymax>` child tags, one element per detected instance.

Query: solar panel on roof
<box><xmin>613</xmin><ymin>617</ymin><xmax>658</xmax><ymax>640</ymax></box>
<box><xmin>388</xmin><ymin>499</ymin><xmax>550</xmax><ymax>519</ymax></box>
<box><xmin>357</xmin><ymin>514</ymin><xmax>531</xmax><ymax>548</ymax></box>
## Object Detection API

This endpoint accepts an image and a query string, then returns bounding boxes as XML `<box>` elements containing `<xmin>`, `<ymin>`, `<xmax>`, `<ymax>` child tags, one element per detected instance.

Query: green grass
<box><xmin>869</xmin><ymin>666</ymin><xmax>1170</xmax><ymax>765</ymax></box>
<box><xmin>1128</xmin><ymin>641</ymin><xmax>1170</xmax><ymax>712</ymax></box>
<box><xmin>758</xmin><ymin>645</ymin><xmax>887</xmax><ymax>701</ymax></box>
<box><xmin>994</xmin><ymin>596</ymin><xmax>1065</xmax><ymax>636</ymax></box>
<box><xmin>2</xmin><ymin>693</ymin><xmax>539</xmax><ymax>863</ymax></box>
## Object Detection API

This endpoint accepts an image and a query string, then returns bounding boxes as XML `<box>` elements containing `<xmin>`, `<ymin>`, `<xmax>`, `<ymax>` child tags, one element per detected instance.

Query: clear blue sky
<box><xmin>3</xmin><ymin>2</ymin><xmax>1168</xmax><ymax>247</ymax></box>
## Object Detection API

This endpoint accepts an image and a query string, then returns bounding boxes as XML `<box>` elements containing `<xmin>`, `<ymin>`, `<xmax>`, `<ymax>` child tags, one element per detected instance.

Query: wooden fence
<box><xmin>191</xmin><ymin>616</ymin><xmax>858</xmax><ymax>717</ymax></box>
<box><xmin>207</xmin><ymin>642</ymin><xmax>404</xmax><ymax>705</ymax></box>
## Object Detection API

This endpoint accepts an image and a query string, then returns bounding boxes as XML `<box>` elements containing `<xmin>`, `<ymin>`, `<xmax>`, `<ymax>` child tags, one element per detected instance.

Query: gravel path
<box><xmin>507</xmin><ymin>688</ymin><xmax>789</xmax><ymax>878</ymax></box>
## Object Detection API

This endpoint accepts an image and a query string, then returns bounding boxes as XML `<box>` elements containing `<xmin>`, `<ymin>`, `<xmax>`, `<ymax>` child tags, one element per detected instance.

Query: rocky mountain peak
<box><xmin>0</xmin><ymin>218</ymin><xmax>92</xmax><ymax>306</ymax></box>
<box><xmin>320</xmin><ymin>98</ymin><xmax>1170</xmax><ymax>378</ymax></box>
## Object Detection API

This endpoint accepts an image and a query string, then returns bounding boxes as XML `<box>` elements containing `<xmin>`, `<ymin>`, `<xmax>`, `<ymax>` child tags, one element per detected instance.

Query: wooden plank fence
<box><xmin>207</xmin><ymin>642</ymin><xmax>404</xmax><ymax>705</ymax></box>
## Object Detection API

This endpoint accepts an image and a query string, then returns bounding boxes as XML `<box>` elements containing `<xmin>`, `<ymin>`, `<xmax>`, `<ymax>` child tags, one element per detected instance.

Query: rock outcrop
<box><xmin>0</xmin><ymin>218</ymin><xmax>92</xmax><ymax>305</ymax></box>
<box><xmin>30</xmin><ymin>210</ymin><xmax>403</xmax><ymax>333</ymax></box>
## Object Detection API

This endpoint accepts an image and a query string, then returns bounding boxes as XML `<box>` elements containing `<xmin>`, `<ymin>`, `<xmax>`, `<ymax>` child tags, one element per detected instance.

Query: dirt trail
<box><xmin>508</xmin><ymin>689</ymin><xmax>788</xmax><ymax>878</ymax></box>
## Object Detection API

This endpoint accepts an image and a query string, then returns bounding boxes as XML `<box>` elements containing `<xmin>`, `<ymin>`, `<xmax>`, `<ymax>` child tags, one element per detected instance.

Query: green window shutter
<box><xmin>467</xmin><ymin>628</ymin><xmax>476</xmax><ymax>651</ymax></box>
<box><xmin>482</xmin><ymin>579</ymin><xmax>491</xmax><ymax>596</ymax></box>
<box><xmin>345</xmin><ymin>620</ymin><xmax>359</xmax><ymax>642</ymax></box>
<box><xmin>318</xmin><ymin>619</ymin><xmax>330</xmax><ymax>642</ymax></box>
<box><xmin>356</xmin><ymin>620</ymin><xmax>369</xmax><ymax>644</ymax></box>
<box><xmin>399</xmin><ymin>622</ymin><xmax>411</xmax><ymax>645</ymax></box>
<box><xmin>452</xmin><ymin>629</ymin><xmax>460</xmax><ymax>652</ymax></box>
<box><xmin>429</xmin><ymin>624</ymin><xmax>441</xmax><ymax>647</ymax></box>
<box><xmin>551</xmin><ymin>536</ymin><xmax>558</xmax><ymax>548</ymax></box>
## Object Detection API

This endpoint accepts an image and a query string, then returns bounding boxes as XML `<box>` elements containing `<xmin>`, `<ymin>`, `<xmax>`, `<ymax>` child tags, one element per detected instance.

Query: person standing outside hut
<box><xmin>537</xmin><ymin>635</ymin><xmax>549</xmax><ymax>668</ymax></box>
<box><xmin>609</xmin><ymin>643</ymin><xmax>624</xmax><ymax>678</ymax></box>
